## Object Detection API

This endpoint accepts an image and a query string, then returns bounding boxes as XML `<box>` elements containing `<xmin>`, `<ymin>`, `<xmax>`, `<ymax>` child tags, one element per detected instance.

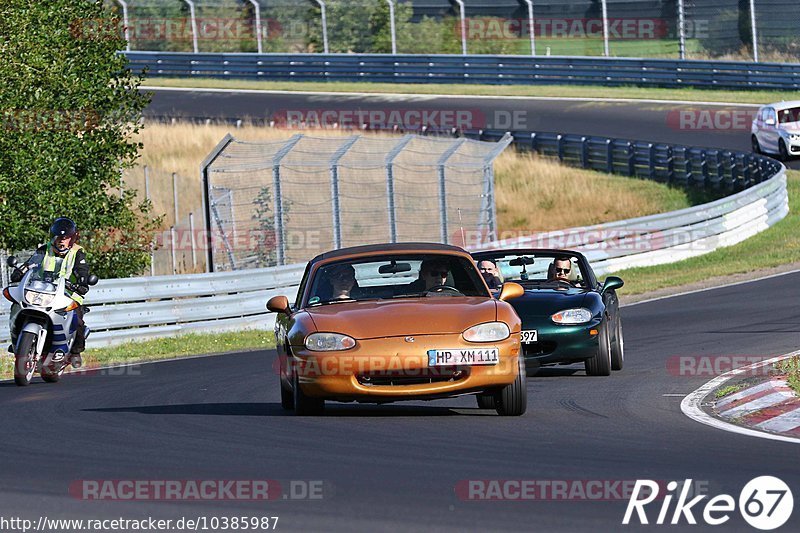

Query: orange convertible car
<box><xmin>267</xmin><ymin>243</ymin><xmax>527</xmax><ymax>416</ymax></box>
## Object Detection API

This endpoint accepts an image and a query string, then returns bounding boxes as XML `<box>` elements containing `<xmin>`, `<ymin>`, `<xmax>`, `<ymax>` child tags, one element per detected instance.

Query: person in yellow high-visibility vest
<box><xmin>10</xmin><ymin>217</ymin><xmax>91</xmax><ymax>368</ymax></box>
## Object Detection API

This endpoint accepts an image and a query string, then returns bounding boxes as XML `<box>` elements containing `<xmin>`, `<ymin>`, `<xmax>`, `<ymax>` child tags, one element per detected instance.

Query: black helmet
<box><xmin>50</xmin><ymin>217</ymin><xmax>78</xmax><ymax>253</ymax></box>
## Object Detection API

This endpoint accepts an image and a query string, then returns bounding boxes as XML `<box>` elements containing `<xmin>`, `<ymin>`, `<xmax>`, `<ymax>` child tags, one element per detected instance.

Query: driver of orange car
<box><xmin>408</xmin><ymin>259</ymin><xmax>450</xmax><ymax>292</ymax></box>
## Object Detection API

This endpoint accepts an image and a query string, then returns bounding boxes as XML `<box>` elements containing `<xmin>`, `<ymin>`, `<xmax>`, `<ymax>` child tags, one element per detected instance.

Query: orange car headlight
<box><xmin>305</xmin><ymin>333</ymin><xmax>356</xmax><ymax>352</ymax></box>
<box><xmin>463</xmin><ymin>322</ymin><xmax>510</xmax><ymax>343</ymax></box>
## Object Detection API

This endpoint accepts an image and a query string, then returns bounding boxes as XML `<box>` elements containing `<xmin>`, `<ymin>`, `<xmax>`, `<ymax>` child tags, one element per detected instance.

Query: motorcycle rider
<box><xmin>9</xmin><ymin>217</ymin><xmax>91</xmax><ymax>368</ymax></box>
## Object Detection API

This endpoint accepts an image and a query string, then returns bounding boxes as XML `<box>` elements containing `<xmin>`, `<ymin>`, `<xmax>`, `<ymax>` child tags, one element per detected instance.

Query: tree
<box><xmin>0</xmin><ymin>0</ymin><xmax>161</xmax><ymax>278</ymax></box>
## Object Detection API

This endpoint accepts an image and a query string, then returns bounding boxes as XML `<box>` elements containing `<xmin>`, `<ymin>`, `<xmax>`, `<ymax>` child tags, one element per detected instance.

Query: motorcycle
<box><xmin>3</xmin><ymin>255</ymin><xmax>98</xmax><ymax>386</ymax></box>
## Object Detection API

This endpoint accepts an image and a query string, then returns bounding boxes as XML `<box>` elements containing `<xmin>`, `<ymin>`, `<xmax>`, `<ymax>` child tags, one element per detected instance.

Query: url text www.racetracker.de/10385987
<box><xmin>0</xmin><ymin>516</ymin><xmax>280</xmax><ymax>532</ymax></box>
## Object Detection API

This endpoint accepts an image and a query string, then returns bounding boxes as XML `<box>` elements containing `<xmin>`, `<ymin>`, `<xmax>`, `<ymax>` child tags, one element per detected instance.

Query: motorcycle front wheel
<box><xmin>14</xmin><ymin>331</ymin><xmax>38</xmax><ymax>386</ymax></box>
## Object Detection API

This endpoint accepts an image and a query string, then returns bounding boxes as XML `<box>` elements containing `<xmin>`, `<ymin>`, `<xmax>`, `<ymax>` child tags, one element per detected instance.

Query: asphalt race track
<box><xmin>2</xmin><ymin>273</ymin><xmax>800</xmax><ymax>531</ymax></box>
<box><xmin>145</xmin><ymin>87</ymin><xmax>800</xmax><ymax>170</ymax></box>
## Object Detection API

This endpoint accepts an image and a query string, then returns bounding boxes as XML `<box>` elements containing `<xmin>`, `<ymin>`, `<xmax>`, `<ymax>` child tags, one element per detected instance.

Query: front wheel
<box><xmin>779</xmin><ymin>140</ymin><xmax>790</xmax><ymax>161</ymax></box>
<box><xmin>476</xmin><ymin>393</ymin><xmax>496</xmax><ymax>409</ymax></box>
<box><xmin>585</xmin><ymin>322</ymin><xmax>612</xmax><ymax>376</ymax></box>
<box><xmin>494</xmin><ymin>356</ymin><xmax>527</xmax><ymax>416</ymax></box>
<box><xmin>751</xmin><ymin>135</ymin><xmax>762</xmax><ymax>154</ymax></box>
<box><xmin>611</xmin><ymin>317</ymin><xmax>624</xmax><ymax>371</ymax></box>
<box><xmin>293</xmin><ymin>371</ymin><xmax>324</xmax><ymax>416</ymax></box>
<box><xmin>13</xmin><ymin>332</ymin><xmax>38</xmax><ymax>387</ymax></box>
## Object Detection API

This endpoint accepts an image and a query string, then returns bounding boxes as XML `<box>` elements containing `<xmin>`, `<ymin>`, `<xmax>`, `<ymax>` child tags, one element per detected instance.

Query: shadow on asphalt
<box><xmin>528</xmin><ymin>367</ymin><xmax>584</xmax><ymax>378</ymax></box>
<box><xmin>84</xmin><ymin>402</ymin><xmax>499</xmax><ymax>417</ymax></box>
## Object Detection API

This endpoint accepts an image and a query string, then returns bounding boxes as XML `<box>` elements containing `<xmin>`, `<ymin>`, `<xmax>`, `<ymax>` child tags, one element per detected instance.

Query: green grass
<box><xmin>616</xmin><ymin>170</ymin><xmax>800</xmax><ymax>296</ymax></box>
<box><xmin>1</xmin><ymin>330</ymin><xmax>275</xmax><ymax>380</ymax></box>
<box><xmin>775</xmin><ymin>356</ymin><xmax>800</xmax><ymax>395</ymax></box>
<box><xmin>715</xmin><ymin>384</ymin><xmax>744</xmax><ymax>398</ymax></box>
<box><xmin>145</xmin><ymin>77</ymin><xmax>797</xmax><ymax>105</ymax></box>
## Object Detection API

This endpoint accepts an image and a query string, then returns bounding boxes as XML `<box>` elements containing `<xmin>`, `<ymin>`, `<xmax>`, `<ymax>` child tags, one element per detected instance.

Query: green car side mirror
<box><xmin>602</xmin><ymin>276</ymin><xmax>624</xmax><ymax>294</ymax></box>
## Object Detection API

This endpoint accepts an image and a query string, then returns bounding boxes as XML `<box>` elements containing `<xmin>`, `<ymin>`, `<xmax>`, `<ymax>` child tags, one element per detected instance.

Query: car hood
<box><xmin>306</xmin><ymin>297</ymin><xmax>497</xmax><ymax>339</ymax></box>
<box><xmin>509</xmin><ymin>289</ymin><xmax>590</xmax><ymax>318</ymax></box>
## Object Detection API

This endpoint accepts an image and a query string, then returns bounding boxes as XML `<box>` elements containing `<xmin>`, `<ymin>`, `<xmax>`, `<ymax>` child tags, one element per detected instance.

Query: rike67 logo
<box><xmin>623</xmin><ymin>477</ymin><xmax>793</xmax><ymax>530</ymax></box>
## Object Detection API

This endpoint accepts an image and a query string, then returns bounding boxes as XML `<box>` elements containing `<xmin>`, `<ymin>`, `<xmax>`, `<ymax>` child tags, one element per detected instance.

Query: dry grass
<box><xmin>129</xmin><ymin>122</ymin><xmax>696</xmax><ymax>240</ymax></box>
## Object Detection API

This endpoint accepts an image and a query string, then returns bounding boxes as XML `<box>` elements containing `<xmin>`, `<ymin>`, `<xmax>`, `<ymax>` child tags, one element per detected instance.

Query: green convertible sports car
<box><xmin>472</xmin><ymin>249</ymin><xmax>624</xmax><ymax>376</ymax></box>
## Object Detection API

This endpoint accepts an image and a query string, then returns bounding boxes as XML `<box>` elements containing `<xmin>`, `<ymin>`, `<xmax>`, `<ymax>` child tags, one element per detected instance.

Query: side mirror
<box><xmin>267</xmin><ymin>295</ymin><xmax>291</xmax><ymax>315</ymax></box>
<box><xmin>87</xmin><ymin>274</ymin><xmax>99</xmax><ymax>286</ymax></box>
<box><xmin>602</xmin><ymin>276</ymin><xmax>624</xmax><ymax>294</ymax></box>
<box><xmin>766</xmin><ymin>118</ymin><xmax>777</xmax><ymax>126</ymax></box>
<box><xmin>498</xmin><ymin>281</ymin><xmax>524</xmax><ymax>302</ymax></box>
<box><xmin>6</xmin><ymin>256</ymin><xmax>18</xmax><ymax>268</ymax></box>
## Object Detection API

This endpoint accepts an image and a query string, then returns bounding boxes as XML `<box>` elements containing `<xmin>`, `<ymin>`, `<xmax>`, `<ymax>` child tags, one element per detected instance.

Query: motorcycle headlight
<box><xmin>24</xmin><ymin>290</ymin><xmax>55</xmax><ymax>307</ymax></box>
<box><xmin>305</xmin><ymin>333</ymin><xmax>356</xmax><ymax>352</ymax></box>
<box><xmin>551</xmin><ymin>308</ymin><xmax>593</xmax><ymax>325</ymax></box>
<box><xmin>463</xmin><ymin>322</ymin><xmax>511</xmax><ymax>343</ymax></box>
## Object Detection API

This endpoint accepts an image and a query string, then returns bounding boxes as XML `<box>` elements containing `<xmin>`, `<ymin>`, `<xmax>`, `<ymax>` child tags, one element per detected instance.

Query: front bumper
<box><xmin>291</xmin><ymin>334</ymin><xmax>521</xmax><ymax>401</ymax></box>
<box><xmin>520</xmin><ymin>319</ymin><xmax>602</xmax><ymax>367</ymax></box>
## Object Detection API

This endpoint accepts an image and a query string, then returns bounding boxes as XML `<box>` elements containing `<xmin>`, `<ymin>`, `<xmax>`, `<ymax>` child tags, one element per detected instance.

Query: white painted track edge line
<box><xmin>680</xmin><ymin>350</ymin><xmax>800</xmax><ymax>444</ymax></box>
<box><xmin>140</xmin><ymin>86</ymin><xmax>760</xmax><ymax>107</ymax></box>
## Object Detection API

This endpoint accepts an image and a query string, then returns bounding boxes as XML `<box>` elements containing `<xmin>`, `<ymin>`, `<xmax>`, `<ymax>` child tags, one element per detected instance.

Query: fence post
<box><xmin>648</xmin><ymin>143</ymin><xmax>656</xmax><ymax>179</ymax></box>
<box><xmin>313</xmin><ymin>0</ymin><xmax>329</xmax><ymax>54</ymax></box>
<box><xmin>454</xmin><ymin>0</ymin><xmax>467</xmax><ymax>55</ymax></box>
<box><xmin>246</xmin><ymin>0</ymin><xmax>263</xmax><ymax>54</ymax></box>
<box><xmin>172</xmin><ymin>172</ymin><xmax>179</xmax><ymax>226</ymax></box>
<box><xmin>182</xmin><ymin>0</ymin><xmax>199</xmax><ymax>54</ymax></box>
<box><xmin>523</xmin><ymin>0</ymin><xmax>536</xmax><ymax>56</ymax></box>
<box><xmin>748</xmin><ymin>0</ymin><xmax>759</xmax><ymax>62</ymax></box>
<box><xmin>386</xmin><ymin>0</ymin><xmax>397</xmax><ymax>54</ymax></box>
<box><xmin>667</xmin><ymin>146</ymin><xmax>675</xmax><ymax>183</ymax></box>
<box><xmin>115</xmin><ymin>1</ymin><xmax>131</xmax><ymax>51</ymax></box>
<box><xmin>581</xmin><ymin>137</ymin><xmax>589</xmax><ymax>168</ymax></box>
<box><xmin>189</xmin><ymin>211</ymin><xmax>197</xmax><ymax>270</ymax></box>
<box><xmin>677</xmin><ymin>0</ymin><xmax>686</xmax><ymax>59</ymax></box>
<box><xmin>385</xmin><ymin>135</ymin><xmax>414</xmax><ymax>244</ymax></box>
<box><xmin>530</xmin><ymin>132</ymin><xmax>537</xmax><ymax>152</ymax></box>
<box><xmin>601</xmin><ymin>0</ymin><xmax>610</xmax><ymax>57</ymax></box>
<box><xmin>606</xmin><ymin>139</ymin><xmax>614</xmax><ymax>174</ymax></box>
<box><xmin>144</xmin><ymin>165</ymin><xmax>155</xmax><ymax>277</ymax></box>
<box><xmin>329</xmin><ymin>136</ymin><xmax>360</xmax><ymax>250</ymax></box>
<box><xmin>272</xmin><ymin>135</ymin><xmax>303</xmax><ymax>266</ymax></box>
<box><xmin>437</xmin><ymin>138</ymin><xmax>467</xmax><ymax>244</ymax></box>
<box><xmin>200</xmin><ymin>134</ymin><xmax>235</xmax><ymax>272</ymax></box>
<box><xmin>627</xmin><ymin>142</ymin><xmax>635</xmax><ymax>176</ymax></box>
<box><xmin>557</xmin><ymin>134</ymin><xmax>564</xmax><ymax>161</ymax></box>
<box><xmin>170</xmin><ymin>226</ymin><xmax>177</xmax><ymax>274</ymax></box>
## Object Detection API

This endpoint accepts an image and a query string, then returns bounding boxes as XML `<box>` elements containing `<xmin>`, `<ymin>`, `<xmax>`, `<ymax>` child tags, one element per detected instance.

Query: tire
<box><xmin>293</xmin><ymin>370</ymin><xmax>324</xmax><ymax>416</ymax></box>
<box><xmin>13</xmin><ymin>332</ymin><xmax>37</xmax><ymax>387</ymax></box>
<box><xmin>751</xmin><ymin>135</ymin><xmax>762</xmax><ymax>154</ymax></box>
<box><xmin>476</xmin><ymin>393</ymin><xmax>496</xmax><ymax>409</ymax></box>
<box><xmin>779</xmin><ymin>140</ymin><xmax>790</xmax><ymax>161</ymax></box>
<box><xmin>585</xmin><ymin>322</ymin><xmax>612</xmax><ymax>376</ymax></box>
<box><xmin>280</xmin><ymin>382</ymin><xmax>294</xmax><ymax>410</ymax></box>
<box><xmin>611</xmin><ymin>317</ymin><xmax>624</xmax><ymax>371</ymax></box>
<box><xmin>494</xmin><ymin>356</ymin><xmax>527</xmax><ymax>416</ymax></box>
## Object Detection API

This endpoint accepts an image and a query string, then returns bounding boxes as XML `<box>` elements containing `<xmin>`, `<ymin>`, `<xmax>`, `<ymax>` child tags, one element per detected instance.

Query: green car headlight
<box><xmin>551</xmin><ymin>308</ymin><xmax>593</xmax><ymax>325</ymax></box>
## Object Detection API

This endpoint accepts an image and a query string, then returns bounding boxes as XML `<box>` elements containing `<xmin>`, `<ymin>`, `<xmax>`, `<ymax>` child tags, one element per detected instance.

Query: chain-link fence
<box><xmin>201</xmin><ymin>133</ymin><xmax>511</xmax><ymax>271</ymax></box>
<box><xmin>104</xmin><ymin>1</ymin><xmax>799</xmax><ymax>61</ymax></box>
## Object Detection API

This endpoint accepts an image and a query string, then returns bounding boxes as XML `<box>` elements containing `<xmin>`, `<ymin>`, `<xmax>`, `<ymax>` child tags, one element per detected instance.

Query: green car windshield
<box><xmin>481</xmin><ymin>253</ymin><xmax>588</xmax><ymax>288</ymax></box>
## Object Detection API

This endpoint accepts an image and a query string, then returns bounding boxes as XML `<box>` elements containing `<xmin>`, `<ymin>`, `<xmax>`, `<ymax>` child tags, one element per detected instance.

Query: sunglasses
<box><xmin>555</xmin><ymin>267</ymin><xmax>571</xmax><ymax>274</ymax></box>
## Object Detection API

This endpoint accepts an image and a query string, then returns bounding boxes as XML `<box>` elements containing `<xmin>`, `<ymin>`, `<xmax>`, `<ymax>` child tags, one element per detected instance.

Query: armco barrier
<box><xmin>0</xmin><ymin>131</ymin><xmax>787</xmax><ymax>348</ymax></box>
<box><xmin>127</xmin><ymin>52</ymin><xmax>800</xmax><ymax>90</ymax></box>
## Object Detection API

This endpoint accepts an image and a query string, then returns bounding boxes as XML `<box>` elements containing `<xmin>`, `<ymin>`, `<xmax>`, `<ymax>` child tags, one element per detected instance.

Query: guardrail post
<box><xmin>530</xmin><ymin>133</ymin><xmax>537</xmax><ymax>152</ymax></box>
<box><xmin>557</xmin><ymin>134</ymin><xmax>564</xmax><ymax>162</ymax></box>
<box><xmin>667</xmin><ymin>146</ymin><xmax>675</xmax><ymax>183</ymax></box>
<box><xmin>700</xmin><ymin>150</ymin><xmax>709</xmax><ymax>186</ymax></box>
<box><xmin>627</xmin><ymin>142</ymin><xmax>635</xmax><ymax>176</ymax></box>
<box><xmin>684</xmin><ymin>149</ymin><xmax>693</xmax><ymax>183</ymax></box>
<box><xmin>581</xmin><ymin>137</ymin><xmax>589</xmax><ymax>168</ymax></box>
<box><xmin>606</xmin><ymin>139</ymin><xmax>614</xmax><ymax>174</ymax></box>
<box><xmin>648</xmin><ymin>143</ymin><xmax>656</xmax><ymax>180</ymax></box>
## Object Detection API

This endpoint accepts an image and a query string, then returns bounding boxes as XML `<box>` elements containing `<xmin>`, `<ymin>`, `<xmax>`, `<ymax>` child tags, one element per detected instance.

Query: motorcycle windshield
<box><xmin>25</xmin><ymin>269</ymin><xmax>59</xmax><ymax>294</ymax></box>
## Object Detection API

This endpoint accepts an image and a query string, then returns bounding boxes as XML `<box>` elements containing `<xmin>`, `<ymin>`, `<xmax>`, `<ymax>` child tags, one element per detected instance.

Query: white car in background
<box><xmin>751</xmin><ymin>101</ymin><xmax>800</xmax><ymax>160</ymax></box>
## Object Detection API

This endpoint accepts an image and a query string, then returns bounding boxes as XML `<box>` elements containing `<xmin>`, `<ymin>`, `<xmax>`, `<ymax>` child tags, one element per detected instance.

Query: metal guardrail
<box><xmin>127</xmin><ymin>52</ymin><xmax>800</xmax><ymax>90</ymax></box>
<box><xmin>0</xmin><ymin>128</ymin><xmax>787</xmax><ymax>348</ymax></box>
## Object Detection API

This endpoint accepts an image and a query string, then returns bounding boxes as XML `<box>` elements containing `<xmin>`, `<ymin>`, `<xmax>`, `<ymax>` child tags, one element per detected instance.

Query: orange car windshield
<box><xmin>307</xmin><ymin>254</ymin><xmax>489</xmax><ymax>306</ymax></box>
